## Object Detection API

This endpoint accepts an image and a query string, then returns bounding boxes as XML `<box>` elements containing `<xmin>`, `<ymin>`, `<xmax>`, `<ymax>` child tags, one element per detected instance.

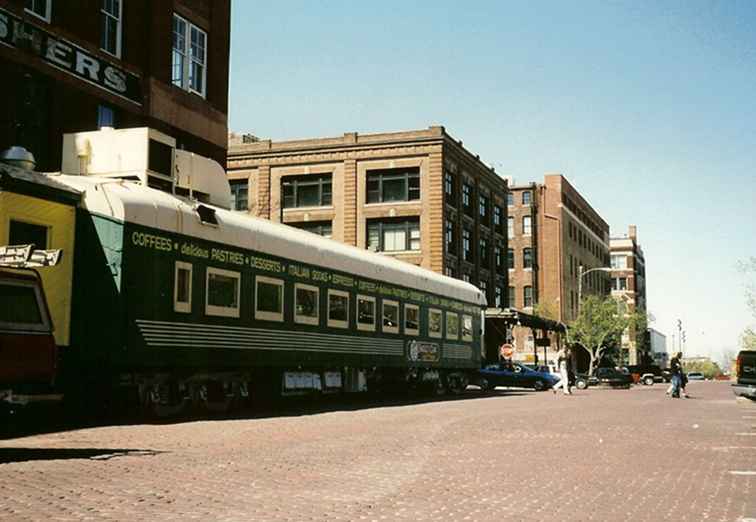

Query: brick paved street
<box><xmin>1</xmin><ymin>381</ymin><xmax>754</xmax><ymax>521</ymax></box>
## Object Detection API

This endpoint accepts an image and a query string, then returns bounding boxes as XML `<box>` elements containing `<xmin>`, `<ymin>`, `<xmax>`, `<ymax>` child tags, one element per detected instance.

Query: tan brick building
<box><xmin>226</xmin><ymin>126</ymin><xmax>509</xmax><ymax>306</ymax></box>
<box><xmin>508</xmin><ymin>174</ymin><xmax>611</xmax><ymax>367</ymax></box>
<box><xmin>610</xmin><ymin>225</ymin><xmax>648</xmax><ymax>365</ymax></box>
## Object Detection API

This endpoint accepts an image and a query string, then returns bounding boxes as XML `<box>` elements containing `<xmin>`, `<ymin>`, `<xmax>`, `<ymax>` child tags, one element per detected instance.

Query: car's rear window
<box><xmin>0</xmin><ymin>282</ymin><xmax>43</xmax><ymax>325</ymax></box>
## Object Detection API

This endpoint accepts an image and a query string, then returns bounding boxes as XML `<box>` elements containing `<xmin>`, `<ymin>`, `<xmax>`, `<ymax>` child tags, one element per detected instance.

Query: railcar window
<box><xmin>205</xmin><ymin>267</ymin><xmax>240</xmax><ymax>318</ymax></box>
<box><xmin>328</xmin><ymin>290</ymin><xmax>349</xmax><ymax>329</ymax></box>
<box><xmin>428</xmin><ymin>308</ymin><xmax>442</xmax><ymax>338</ymax></box>
<box><xmin>382</xmin><ymin>300</ymin><xmax>399</xmax><ymax>334</ymax></box>
<box><xmin>0</xmin><ymin>282</ymin><xmax>42</xmax><ymax>325</ymax></box>
<box><xmin>356</xmin><ymin>295</ymin><xmax>376</xmax><ymax>331</ymax></box>
<box><xmin>446</xmin><ymin>312</ymin><xmax>459</xmax><ymax>340</ymax></box>
<box><xmin>404</xmin><ymin>304</ymin><xmax>420</xmax><ymax>336</ymax></box>
<box><xmin>462</xmin><ymin>314</ymin><xmax>473</xmax><ymax>341</ymax></box>
<box><xmin>256</xmin><ymin>276</ymin><xmax>284</xmax><ymax>322</ymax></box>
<box><xmin>294</xmin><ymin>283</ymin><xmax>319</xmax><ymax>326</ymax></box>
<box><xmin>174</xmin><ymin>261</ymin><xmax>193</xmax><ymax>313</ymax></box>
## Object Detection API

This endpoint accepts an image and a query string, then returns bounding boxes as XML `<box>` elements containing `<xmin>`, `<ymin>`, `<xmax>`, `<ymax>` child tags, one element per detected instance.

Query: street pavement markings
<box><xmin>735</xmin><ymin>432</ymin><xmax>756</xmax><ymax>436</ymax></box>
<box><xmin>729</xmin><ymin>471</ymin><xmax>756</xmax><ymax>476</ymax></box>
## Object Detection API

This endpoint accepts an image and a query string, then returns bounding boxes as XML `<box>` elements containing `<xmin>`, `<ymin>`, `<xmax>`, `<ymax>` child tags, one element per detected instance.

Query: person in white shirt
<box><xmin>552</xmin><ymin>347</ymin><xmax>572</xmax><ymax>395</ymax></box>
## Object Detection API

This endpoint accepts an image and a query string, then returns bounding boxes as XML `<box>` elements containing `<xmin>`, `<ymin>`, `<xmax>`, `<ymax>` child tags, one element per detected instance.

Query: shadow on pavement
<box><xmin>0</xmin><ymin>447</ymin><xmax>163</xmax><ymax>464</ymax></box>
<box><xmin>0</xmin><ymin>388</ymin><xmax>535</xmax><ymax>439</ymax></box>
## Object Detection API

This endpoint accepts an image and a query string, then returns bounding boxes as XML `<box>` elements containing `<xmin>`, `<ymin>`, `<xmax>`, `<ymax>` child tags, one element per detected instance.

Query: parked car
<box><xmin>477</xmin><ymin>362</ymin><xmax>559</xmax><ymax>391</ymax></box>
<box><xmin>732</xmin><ymin>350</ymin><xmax>756</xmax><ymax>400</ymax></box>
<box><xmin>686</xmin><ymin>372</ymin><xmax>705</xmax><ymax>381</ymax></box>
<box><xmin>593</xmin><ymin>368</ymin><xmax>633</xmax><ymax>388</ymax></box>
<box><xmin>574</xmin><ymin>373</ymin><xmax>596</xmax><ymax>390</ymax></box>
<box><xmin>640</xmin><ymin>373</ymin><xmax>665</xmax><ymax>386</ymax></box>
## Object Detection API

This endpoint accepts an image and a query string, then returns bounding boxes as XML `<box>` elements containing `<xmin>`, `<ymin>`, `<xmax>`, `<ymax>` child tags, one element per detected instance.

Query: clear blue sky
<box><xmin>229</xmin><ymin>0</ymin><xmax>756</xmax><ymax>363</ymax></box>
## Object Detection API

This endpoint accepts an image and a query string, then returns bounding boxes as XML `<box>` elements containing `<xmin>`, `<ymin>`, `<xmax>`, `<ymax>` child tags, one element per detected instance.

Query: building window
<box><xmin>507</xmin><ymin>248</ymin><xmax>514</xmax><ymax>270</ymax></box>
<box><xmin>613</xmin><ymin>277</ymin><xmax>628</xmax><ymax>291</ymax></box>
<box><xmin>366</xmin><ymin>167</ymin><xmax>420</xmax><ymax>203</ymax></box>
<box><xmin>611</xmin><ymin>255</ymin><xmax>628</xmax><ymax>269</ymax></box>
<box><xmin>508</xmin><ymin>216</ymin><xmax>514</xmax><ymax>237</ymax></box>
<box><xmin>462</xmin><ymin>273</ymin><xmax>471</xmax><ymax>282</ymax></box>
<box><xmin>444</xmin><ymin>171</ymin><xmax>455</xmax><ymax>205</ymax></box>
<box><xmin>230</xmin><ymin>180</ymin><xmax>249</xmax><ymax>211</ymax></box>
<box><xmin>507</xmin><ymin>192</ymin><xmax>514</xmax><ymax>206</ymax></box>
<box><xmin>480</xmin><ymin>238</ymin><xmax>489</xmax><ymax>268</ymax></box>
<box><xmin>462</xmin><ymin>182</ymin><xmax>472</xmax><ymax>214</ymax></box>
<box><xmin>255</xmin><ymin>276</ymin><xmax>284</xmax><ymax>322</ymax></box>
<box><xmin>522</xmin><ymin>216</ymin><xmax>532</xmax><ymax>236</ymax></box>
<box><xmin>508</xmin><ymin>286</ymin><xmax>515</xmax><ymax>308</ymax></box>
<box><xmin>428</xmin><ymin>308</ymin><xmax>443</xmax><ymax>338</ymax></box>
<box><xmin>462</xmin><ymin>228</ymin><xmax>472</xmax><ymax>262</ymax></box>
<box><xmin>493</xmin><ymin>205</ymin><xmax>503</xmax><ymax>232</ymax></box>
<box><xmin>444</xmin><ymin>265</ymin><xmax>456</xmax><ymax>278</ymax></box>
<box><xmin>101</xmin><ymin>0</ymin><xmax>122</xmax><ymax>58</ymax></box>
<box><xmin>479</xmin><ymin>195</ymin><xmax>489</xmax><ymax>223</ymax></box>
<box><xmin>294</xmin><ymin>283</ymin><xmax>319</xmax><ymax>326</ymax></box>
<box><xmin>292</xmin><ymin>221</ymin><xmax>332</xmax><ymax>239</ymax></box>
<box><xmin>283</xmin><ymin>175</ymin><xmax>332</xmax><ymax>208</ymax></box>
<box><xmin>523</xmin><ymin>248</ymin><xmax>533</xmax><ymax>269</ymax></box>
<box><xmin>495</xmin><ymin>286</ymin><xmax>503</xmax><ymax>308</ymax></box>
<box><xmin>367</xmin><ymin>218</ymin><xmax>420</xmax><ymax>252</ymax></box>
<box><xmin>25</xmin><ymin>0</ymin><xmax>51</xmax><ymax>22</ymax></box>
<box><xmin>172</xmin><ymin>14</ymin><xmax>207</xmax><ymax>97</ymax></box>
<box><xmin>446</xmin><ymin>312</ymin><xmax>459</xmax><ymax>340</ymax></box>
<box><xmin>382</xmin><ymin>299</ymin><xmax>400</xmax><ymax>334</ymax></box>
<box><xmin>479</xmin><ymin>279</ymin><xmax>488</xmax><ymax>296</ymax></box>
<box><xmin>405</xmin><ymin>304</ymin><xmax>420</xmax><ymax>336</ymax></box>
<box><xmin>9</xmin><ymin>220</ymin><xmax>48</xmax><ymax>249</ymax></box>
<box><xmin>206</xmin><ymin>267</ymin><xmax>240</xmax><ymax>318</ymax></box>
<box><xmin>445</xmin><ymin>219</ymin><xmax>455</xmax><ymax>254</ymax></box>
<box><xmin>97</xmin><ymin>105</ymin><xmax>115</xmax><ymax>129</ymax></box>
<box><xmin>522</xmin><ymin>191</ymin><xmax>532</xmax><ymax>205</ymax></box>
<box><xmin>495</xmin><ymin>245</ymin><xmax>503</xmax><ymax>270</ymax></box>
<box><xmin>524</xmin><ymin>286</ymin><xmax>533</xmax><ymax>308</ymax></box>
<box><xmin>357</xmin><ymin>295</ymin><xmax>376</xmax><ymax>331</ymax></box>
<box><xmin>327</xmin><ymin>290</ymin><xmax>349</xmax><ymax>329</ymax></box>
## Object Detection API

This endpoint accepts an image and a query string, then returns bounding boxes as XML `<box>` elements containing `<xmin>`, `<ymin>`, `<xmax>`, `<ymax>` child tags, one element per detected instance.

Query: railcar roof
<box><xmin>49</xmin><ymin>174</ymin><xmax>486</xmax><ymax>307</ymax></box>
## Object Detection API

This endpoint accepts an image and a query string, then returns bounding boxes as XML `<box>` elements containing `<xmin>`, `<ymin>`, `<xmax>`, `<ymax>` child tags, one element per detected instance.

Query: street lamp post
<box><xmin>577</xmin><ymin>265</ymin><xmax>613</xmax><ymax>313</ymax></box>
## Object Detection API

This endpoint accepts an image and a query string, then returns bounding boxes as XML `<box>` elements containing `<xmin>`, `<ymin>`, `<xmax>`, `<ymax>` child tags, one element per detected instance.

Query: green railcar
<box><xmin>59</xmin><ymin>175</ymin><xmax>486</xmax><ymax>414</ymax></box>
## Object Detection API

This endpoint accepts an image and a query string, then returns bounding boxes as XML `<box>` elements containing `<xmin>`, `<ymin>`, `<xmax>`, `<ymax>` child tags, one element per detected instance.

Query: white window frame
<box><xmin>382</xmin><ymin>299</ymin><xmax>400</xmax><ymax>335</ymax></box>
<box><xmin>100</xmin><ymin>0</ymin><xmax>123</xmax><ymax>58</ymax></box>
<box><xmin>356</xmin><ymin>295</ymin><xmax>376</xmax><ymax>332</ymax></box>
<box><xmin>25</xmin><ymin>0</ymin><xmax>51</xmax><ymax>23</ymax></box>
<box><xmin>174</xmin><ymin>261</ymin><xmax>192</xmax><ymax>314</ymax></box>
<box><xmin>327</xmin><ymin>289</ymin><xmax>350</xmax><ymax>329</ymax></box>
<box><xmin>428</xmin><ymin>308</ymin><xmax>443</xmax><ymax>339</ymax></box>
<box><xmin>255</xmin><ymin>276</ymin><xmax>284</xmax><ymax>322</ymax></box>
<box><xmin>172</xmin><ymin>13</ymin><xmax>207</xmax><ymax>98</ymax></box>
<box><xmin>294</xmin><ymin>283</ymin><xmax>319</xmax><ymax>326</ymax></box>
<box><xmin>404</xmin><ymin>304</ymin><xmax>420</xmax><ymax>336</ymax></box>
<box><xmin>462</xmin><ymin>314</ymin><xmax>473</xmax><ymax>342</ymax></box>
<box><xmin>205</xmin><ymin>267</ymin><xmax>240</xmax><ymax>318</ymax></box>
<box><xmin>446</xmin><ymin>312</ymin><xmax>459</xmax><ymax>340</ymax></box>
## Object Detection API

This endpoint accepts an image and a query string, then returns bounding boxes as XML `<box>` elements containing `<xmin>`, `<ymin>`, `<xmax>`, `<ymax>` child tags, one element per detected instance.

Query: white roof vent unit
<box><xmin>174</xmin><ymin>150</ymin><xmax>232</xmax><ymax>210</ymax></box>
<box><xmin>61</xmin><ymin>127</ymin><xmax>176</xmax><ymax>190</ymax></box>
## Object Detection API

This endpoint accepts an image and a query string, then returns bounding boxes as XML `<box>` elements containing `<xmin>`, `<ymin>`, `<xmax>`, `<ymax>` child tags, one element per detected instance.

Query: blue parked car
<box><xmin>476</xmin><ymin>362</ymin><xmax>560</xmax><ymax>392</ymax></box>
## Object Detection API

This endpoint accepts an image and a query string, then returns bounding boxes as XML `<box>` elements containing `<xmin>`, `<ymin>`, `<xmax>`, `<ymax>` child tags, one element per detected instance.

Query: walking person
<box><xmin>552</xmin><ymin>346</ymin><xmax>572</xmax><ymax>395</ymax></box>
<box><xmin>669</xmin><ymin>352</ymin><xmax>683</xmax><ymax>398</ymax></box>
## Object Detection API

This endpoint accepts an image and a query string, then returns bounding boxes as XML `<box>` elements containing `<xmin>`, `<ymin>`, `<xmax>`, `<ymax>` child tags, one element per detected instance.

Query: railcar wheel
<box><xmin>143</xmin><ymin>381</ymin><xmax>189</xmax><ymax>419</ymax></box>
<box><xmin>196</xmin><ymin>380</ymin><xmax>240</xmax><ymax>415</ymax></box>
<box><xmin>447</xmin><ymin>373</ymin><xmax>469</xmax><ymax>395</ymax></box>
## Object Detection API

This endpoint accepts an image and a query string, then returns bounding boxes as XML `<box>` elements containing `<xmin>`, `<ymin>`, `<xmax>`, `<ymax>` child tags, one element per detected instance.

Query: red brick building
<box><xmin>508</xmin><ymin>174</ymin><xmax>611</xmax><ymax>367</ymax></box>
<box><xmin>0</xmin><ymin>0</ymin><xmax>230</xmax><ymax>170</ymax></box>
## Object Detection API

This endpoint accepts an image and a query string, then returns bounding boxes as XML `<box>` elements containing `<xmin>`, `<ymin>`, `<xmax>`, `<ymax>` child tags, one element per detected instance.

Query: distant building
<box><xmin>648</xmin><ymin>328</ymin><xmax>667</xmax><ymax>367</ymax></box>
<box><xmin>0</xmin><ymin>0</ymin><xmax>231</xmax><ymax>170</ymax></box>
<box><xmin>508</xmin><ymin>174</ymin><xmax>611</xmax><ymax>367</ymax></box>
<box><xmin>226</xmin><ymin>126</ymin><xmax>509</xmax><ymax>306</ymax></box>
<box><xmin>610</xmin><ymin>225</ymin><xmax>647</xmax><ymax>365</ymax></box>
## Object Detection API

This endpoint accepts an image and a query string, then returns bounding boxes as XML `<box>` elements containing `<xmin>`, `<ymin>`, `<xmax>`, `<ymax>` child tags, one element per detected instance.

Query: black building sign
<box><xmin>0</xmin><ymin>7</ymin><xmax>142</xmax><ymax>105</ymax></box>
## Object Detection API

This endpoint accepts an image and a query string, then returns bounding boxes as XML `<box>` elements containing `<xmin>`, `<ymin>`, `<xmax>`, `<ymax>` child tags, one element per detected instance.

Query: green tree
<box><xmin>567</xmin><ymin>295</ymin><xmax>630</xmax><ymax>374</ymax></box>
<box><xmin>739</xmin><ymin>257</ymin><xmax>756</xmax><ymax>351</ymax></box>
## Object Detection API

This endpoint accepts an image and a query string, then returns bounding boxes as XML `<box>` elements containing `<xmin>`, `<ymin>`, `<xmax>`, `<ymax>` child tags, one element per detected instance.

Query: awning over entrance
<box><xmin>483</xmin><ymin>308</ymin><xmax>567</xmax><ymax>365</ymax></box>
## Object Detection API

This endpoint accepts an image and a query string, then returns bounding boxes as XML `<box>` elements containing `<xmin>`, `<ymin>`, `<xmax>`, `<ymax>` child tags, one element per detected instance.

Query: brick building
<box><xmin>610</xmin><ymin>225</ymin><xmax>648</xmax><ymax>365</ymax></box>
<box><xmin>226</xmin><ymin>126</ymin><xmax>509</xmax><ymax>307</ymax></box>
<box><xmin>0</xmin><ymin>0</ymin><xmax>230</xmax><ymax>170</ymax></box>
<box><xmin>508</xmin><ymin>174</ymin><xmax>611</xmax><ymax>366</ymax></box>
